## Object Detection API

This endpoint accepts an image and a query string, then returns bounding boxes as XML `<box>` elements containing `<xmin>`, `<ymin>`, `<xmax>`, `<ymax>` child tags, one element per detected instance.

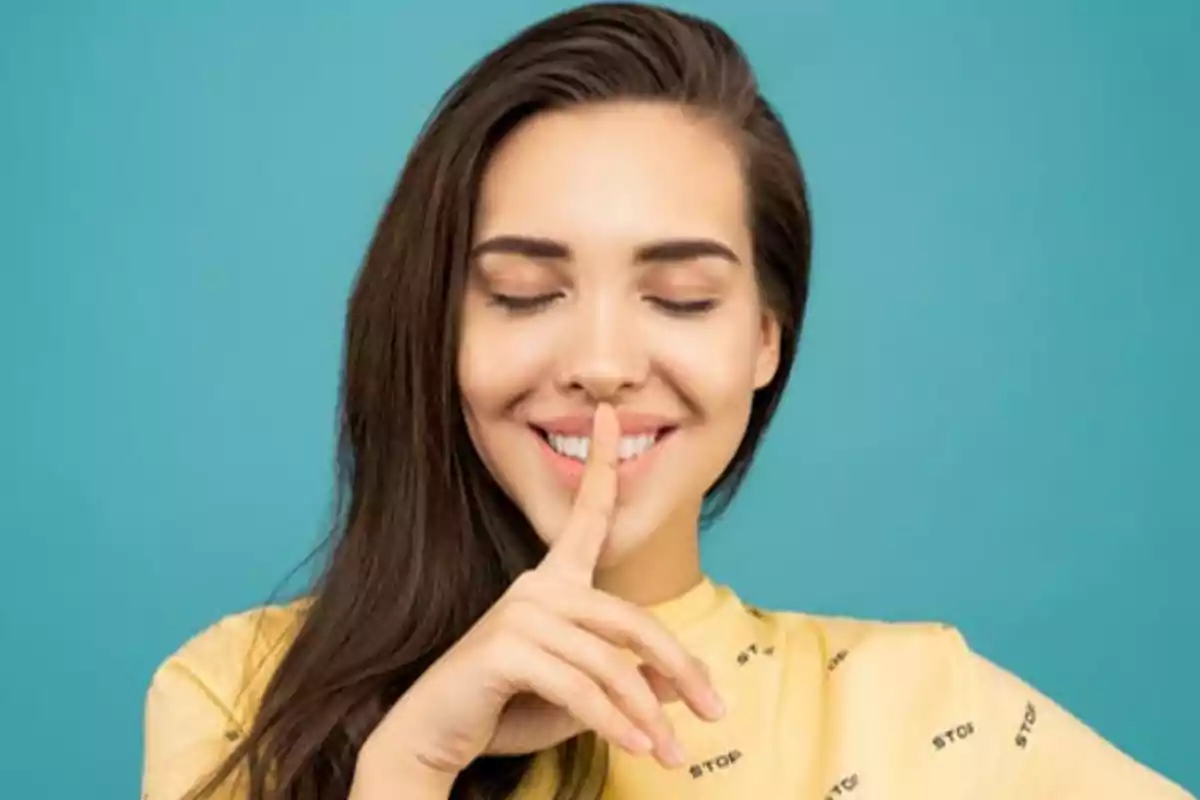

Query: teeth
<box><xmin>547</xmin><ymin>432</ymin><xmax>658</xmax><ymax>462</ymax></box>
<box><xmin>617</xmin><ymin>434</ymin><xmax>657</xmax><ymax>461</ymax></box>
<box><xmin>549</xmin><ymin>434</ymin><xmax>591</xmax><ymax>461</ymax></box>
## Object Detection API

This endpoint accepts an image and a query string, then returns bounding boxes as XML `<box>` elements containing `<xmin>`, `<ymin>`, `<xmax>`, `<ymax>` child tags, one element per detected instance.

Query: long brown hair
<box><xmin>195</xmin><ymin>3</ymin><xmax>812</xmax><ymax>798</ymax></box>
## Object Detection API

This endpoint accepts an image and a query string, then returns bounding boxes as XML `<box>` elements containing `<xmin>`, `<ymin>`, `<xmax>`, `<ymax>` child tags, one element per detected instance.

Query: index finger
<box><xmin>541</xmin><ymin>403</ymin><xmax>620</xmax><ymax>581</ymax></box>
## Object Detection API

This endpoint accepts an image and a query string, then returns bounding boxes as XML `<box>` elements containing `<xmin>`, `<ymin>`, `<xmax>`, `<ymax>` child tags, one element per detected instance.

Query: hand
<box><xmin>355</xmin><ymin>404</ymin><xmax>725</xmax><ymax>790</ymax></box>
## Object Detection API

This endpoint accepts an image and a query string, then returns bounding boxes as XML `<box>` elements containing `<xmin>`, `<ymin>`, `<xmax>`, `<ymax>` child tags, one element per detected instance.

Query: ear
<box><xmin>753</xmin><ymin>310</ymin><xmax>782</xmax><ymax>390</ymax></box>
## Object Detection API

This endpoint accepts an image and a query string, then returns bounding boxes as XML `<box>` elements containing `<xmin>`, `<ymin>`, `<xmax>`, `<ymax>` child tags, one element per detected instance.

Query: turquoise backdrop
<box><xmin>2</xmin><ymin>1</ymin><xmax>1196</xmax><ymax>796</ymax></box>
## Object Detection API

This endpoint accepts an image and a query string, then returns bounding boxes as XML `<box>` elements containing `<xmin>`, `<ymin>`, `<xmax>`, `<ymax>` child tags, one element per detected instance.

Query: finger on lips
<box><xmin>542</xmin><ymin>402</ymin><xmax>620</xmax><ymax>578</ymax></box>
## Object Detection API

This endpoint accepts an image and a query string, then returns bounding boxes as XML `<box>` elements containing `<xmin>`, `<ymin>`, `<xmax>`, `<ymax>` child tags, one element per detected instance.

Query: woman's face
<box><xmin>458</xmin><ymin>101</ymin><xmax>779</xmax><ymax>567</ymax></box>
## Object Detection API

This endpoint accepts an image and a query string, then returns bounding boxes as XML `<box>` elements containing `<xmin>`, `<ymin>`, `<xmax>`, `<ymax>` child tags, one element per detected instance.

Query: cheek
<box><xmin>458</xmin><ymin>316</ymin><xmax>550</xmax><ymax>416</ymax></box>
<box><xmin>654</xmin><ymin>312</ymin><xmax>764</xmax><ymax>416</ymax></box>
<box><xmin>458</xmin><ymin>316</ymin><xmax>555</xmax><ymax>496</ymax></box>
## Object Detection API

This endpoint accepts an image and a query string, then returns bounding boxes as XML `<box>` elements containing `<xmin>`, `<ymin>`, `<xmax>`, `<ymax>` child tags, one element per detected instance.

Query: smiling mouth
<box><xmin>531</xmin><ymin>426</ymin><xmax>675</xmax><ymax>463</ymax></box>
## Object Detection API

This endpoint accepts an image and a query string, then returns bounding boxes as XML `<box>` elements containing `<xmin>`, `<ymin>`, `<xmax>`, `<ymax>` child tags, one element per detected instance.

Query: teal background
<box><xmin>2</xmin><ymin>1</ymin><xmax>1196</xmax><ymax>796</ymax></box>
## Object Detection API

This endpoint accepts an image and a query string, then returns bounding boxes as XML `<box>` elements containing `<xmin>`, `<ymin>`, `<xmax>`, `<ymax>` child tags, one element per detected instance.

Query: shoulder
<box><xmin>142</xmin><ymin>600</ymin><xmax>311</xmax><ymax>799</ymax></box>
<box><xmin>777</xmin><ymin>610</ymin><xmax>982</xmax><ymax>743</ymax></box>
<box><xmin>742</xmin><ymin>600</ymin><xmax>982</xmax><ymax>742</ymax></box>
<box><xmin>148</xmin><ymin>599</ymin><xmax>310</xmax><ymax>731</ymax></box>
<box><xmin>747</xmin><ymin>604</ymin><xmax>1193</xmax><ymax>798</ymax></box>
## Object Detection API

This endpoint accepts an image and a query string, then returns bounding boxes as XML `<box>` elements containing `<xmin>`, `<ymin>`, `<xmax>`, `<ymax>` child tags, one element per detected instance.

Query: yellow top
<box><xmin>143</xmin><ymin>577</ymin><xmax>1193</xmax><ymax>799</ymax></box>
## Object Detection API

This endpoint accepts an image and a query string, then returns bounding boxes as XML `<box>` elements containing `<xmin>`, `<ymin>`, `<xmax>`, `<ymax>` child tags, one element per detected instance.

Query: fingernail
<box><xmin>706</xmin><ymin>691</ymin><xmax>726</xmax><ymax>719</ymax></box>
<box><xmin>661</xmin><ymin>738</ymin><xmax>686</xmax><ymax>768</ymax></box>
<box><xmin>625</xmin><ymin>730</ymin><xmax>654</xmax><ymax>754</ymax></box>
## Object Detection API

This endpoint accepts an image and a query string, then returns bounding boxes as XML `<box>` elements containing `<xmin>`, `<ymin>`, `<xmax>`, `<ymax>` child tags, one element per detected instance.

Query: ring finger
<box><xmin>522</xmin><ymin>608</ymin><xmax>686</xmax><ymax>768</ymax></box>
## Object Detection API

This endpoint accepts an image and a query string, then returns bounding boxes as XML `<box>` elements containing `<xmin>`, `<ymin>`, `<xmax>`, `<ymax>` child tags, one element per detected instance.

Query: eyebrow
<box><xmin>469</xmin><ymin>235</ymin><xmax>741</xmax><ymax>265</ymax></box>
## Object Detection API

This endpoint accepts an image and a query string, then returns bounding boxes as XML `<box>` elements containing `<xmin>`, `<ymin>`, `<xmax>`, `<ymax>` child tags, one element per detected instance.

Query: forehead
<box><xmin>474</xmin><ymin>101</ymin><xmax>749</xmax><ymax>248</ymax></box>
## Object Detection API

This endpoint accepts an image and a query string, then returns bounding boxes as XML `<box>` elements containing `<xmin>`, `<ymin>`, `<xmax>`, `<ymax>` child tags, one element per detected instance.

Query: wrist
<box><xmin>353</xmin><ymin>739</ymin><xmax>457</xmax><ymax>799</ymax></box>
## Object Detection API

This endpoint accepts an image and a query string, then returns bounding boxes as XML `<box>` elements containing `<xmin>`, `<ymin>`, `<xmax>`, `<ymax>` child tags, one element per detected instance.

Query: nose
<box><xmin>557</xmin><ymin>294</ymin><xmax>648</xmax><ymax>402</ymax></box>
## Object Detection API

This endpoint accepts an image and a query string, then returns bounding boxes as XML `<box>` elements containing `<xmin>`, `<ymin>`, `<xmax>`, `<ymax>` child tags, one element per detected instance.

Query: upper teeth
<box><xmin>548</xmin><ymin>433</ymin><xmax>658</xmax><ymax>462</ymax></box>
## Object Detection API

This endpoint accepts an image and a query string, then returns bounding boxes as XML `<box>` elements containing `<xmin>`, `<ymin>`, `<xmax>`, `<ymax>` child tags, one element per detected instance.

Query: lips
<box><xmin>530</xmin><ymin>411</ymin><xmax>678</xmax><ymax>437</ymax></box>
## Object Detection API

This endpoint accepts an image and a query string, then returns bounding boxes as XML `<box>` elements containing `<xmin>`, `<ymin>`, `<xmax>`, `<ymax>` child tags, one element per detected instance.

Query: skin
<box><xmin>459</xmin><ymin>100</ymin><xmax>780</xmax><ymax>605</ymax></box>
<box><xmin>352</xmin><ymin>101</ymin><xmax>781</xmax><ymax>798</ymax></box>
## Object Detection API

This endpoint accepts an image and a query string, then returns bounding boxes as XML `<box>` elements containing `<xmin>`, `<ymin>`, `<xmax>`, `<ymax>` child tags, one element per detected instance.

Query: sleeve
<box><xmin>142</xmin><ymin>603</ymin><xmax>303</xmax><ymax>798</ymax></box>
<box><xmin>960</xmin><ymin>639</ymin><xmax>1195</xmax><ymax>799</ymax></box>
<box><xmin>142</xmin><ymin>655</ymin><xmax>245</xmax><ymax>800</ymax></box>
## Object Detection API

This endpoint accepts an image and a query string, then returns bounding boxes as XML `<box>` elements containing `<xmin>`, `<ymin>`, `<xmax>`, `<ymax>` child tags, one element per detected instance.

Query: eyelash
<box><xmin>488</xmin><ymin>292</ymin><xmax>561</xmax><ymax>313</ymax></box>
<box><xmin>649</xmin><ymin>297</ymin><xmax>717</xmax><ymax>315</ymax></box>
<box><xmin>488</xmin><ymin>293</ymin><xmax>716</xmax><ymax>316</ymax></box>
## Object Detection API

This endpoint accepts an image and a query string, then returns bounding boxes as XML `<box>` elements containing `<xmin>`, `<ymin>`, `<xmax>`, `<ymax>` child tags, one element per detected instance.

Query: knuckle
<box><xmin>590</xmin><ymin>658</ymin><xmax>662</xmax><ymax>720</ymax></box>
<box><xmin>485</xmin><ymin>626</ymin><xmax>523</xmax><ymax>657</ymax></box>
<box><xmin>662</xmin><ymin>649</ymin><xmax>703</xmax><ymax>684</ymax></box>
<box><xmin>563</xmin><ymin>672</ymin><xmax>596</xmax><ymax>702</ymax></box>
<box><xmin>595</xmin><ymin>650</ymin><xmax>638</xmax><ymax>686</ymax></box>
<box><xmin>599</xmin><ymin>705</ymin><xmax>634</xmax><ymax>737</ymax></box>
<box><xmin>629</xmin><ymin>700</ymin><xmax>671</xmax><ymax>736</ymax></box>
<box><xmin>649</xmin><ymin>637</ymin><xmax>694</xmax><ymax>678</ymax></box>
<box><xmin>617</xmin><ymin>673</ymin><xmax>659</xmax><ymax>714</ymax></box>
<box><xmin>593</xmin><ymin>600</ymin><xmax>646</xmax><ymax>645</ymax></box>
<box><xmin>497</xmin><ymin>598</ymin><xmax>540</xmax><ymax>630</ymax></box>
<box><xmin>617</xmin><ymin>606</ymin><xmax>666</xmax><ymax>649</ymax></box>
<box><xmin>595</xmin><ymin>590</ymin><xmax>635</xmax><ymax>620</ymax></box>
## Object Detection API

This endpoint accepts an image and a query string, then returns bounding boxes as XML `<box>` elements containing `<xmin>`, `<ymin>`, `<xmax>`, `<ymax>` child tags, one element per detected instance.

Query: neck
<box><xmin>594</xmin><ymin>508</ymin><xmax>703</xmax><ymax>607</ymax></box>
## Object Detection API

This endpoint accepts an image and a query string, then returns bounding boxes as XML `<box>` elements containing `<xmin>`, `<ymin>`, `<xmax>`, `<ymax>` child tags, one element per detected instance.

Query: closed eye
<box><xmin>647</xmin><ymin>297</ymin><xmax>718</xmax><ymax>315</ymax></box>
<box><xmin>488</xmin><ymin>293</ymin><xmax>716</xmax><ymax>316</ymax></box>
<box><xmin>489</xmin><ymin>291</ymin><xmax>562</xmax><ymax>313</ymax></box>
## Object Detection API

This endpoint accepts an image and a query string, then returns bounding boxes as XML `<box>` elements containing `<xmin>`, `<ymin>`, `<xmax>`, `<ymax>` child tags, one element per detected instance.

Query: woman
<box><xmin>142</xmin><ymin>4</ymin><xmax>1192</xmax><ymax>799</ymax></box>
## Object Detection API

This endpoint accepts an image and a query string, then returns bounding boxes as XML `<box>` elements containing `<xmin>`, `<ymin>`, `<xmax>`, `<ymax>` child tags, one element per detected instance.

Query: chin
<box><xmin>593</xmin><ymin>506</ymin><xmax>669</xmax><ymax>567</ymax></box>
<box><xmin>522</xmin><ymin>497</ymin><xmax>663</xmax><ymax>567</ymax></box>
